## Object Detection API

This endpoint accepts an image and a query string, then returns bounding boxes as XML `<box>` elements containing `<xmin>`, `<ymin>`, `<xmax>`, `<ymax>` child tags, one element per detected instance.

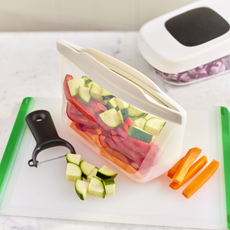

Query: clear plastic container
<box><xmin>138</xmin><ymin>0</ymin><xmax>230</xmax><ymax>85</ymax></box>
<box><xmin>57</xmin><ymin>39</ymin><xmax>187</xmax><ymax>183</ymax></box>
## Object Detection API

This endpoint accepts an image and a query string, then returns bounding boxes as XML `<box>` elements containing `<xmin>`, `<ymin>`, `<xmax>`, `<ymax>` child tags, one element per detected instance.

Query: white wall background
<box><xmin>0</xmin><ymin>0</ymin><xmax>197</xmax><ymax>31</ymax></box>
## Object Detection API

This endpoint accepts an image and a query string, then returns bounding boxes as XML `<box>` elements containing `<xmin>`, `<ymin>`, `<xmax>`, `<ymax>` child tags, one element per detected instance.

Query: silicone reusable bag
<box><xmin>56</xmin><ymin>39</ymin><xmax>187</xmax><ymax>183</ymax></box>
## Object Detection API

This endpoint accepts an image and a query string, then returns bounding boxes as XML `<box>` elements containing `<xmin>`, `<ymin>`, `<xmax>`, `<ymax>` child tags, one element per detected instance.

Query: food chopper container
<box><xmin>57</xmin><ymin>39</ymin><xmax>187</xmax><ymax>183</ymax></box>
<box><xmin>138</xmin><ymin>0</ymin><xmax>230</xmax><ymax>85</ymax></box>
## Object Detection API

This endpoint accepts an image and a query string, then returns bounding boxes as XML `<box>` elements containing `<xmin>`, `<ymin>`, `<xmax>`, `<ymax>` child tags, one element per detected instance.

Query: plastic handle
<box><xmin>25</xmin><ymin>110</ymin><xmax>75</xmax><ymax>167</ymax></box>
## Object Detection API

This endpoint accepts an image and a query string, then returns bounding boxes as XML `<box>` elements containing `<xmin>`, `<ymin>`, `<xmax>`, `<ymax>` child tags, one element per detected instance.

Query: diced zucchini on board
<box><xmin>88</xmin><ymin>176</ymin><xmax>106</xmax><ymax>198</ymax></box>
<box><xmin>87</xmin><ymin>167</ymin><xmax>99</xmax><ymax>182</ymax></box>
<box><xmin>96</xmin><ymin>165</ymin><xmax>118</xmax><ymax>180</ymax></box>
<box><xmin>66</xmin><ymin>163</ymin><xmax>82</xmax><ymax>181</ymax></box>
<box><xmin>66</xmin><ymin>153</ymin><xmax>82</xmax><ymax>165</ymax></box>
<box><xmin>80</xmin><ymin>160</ymin><xmax>96</xmax><ymax>179</ymax></box>
<box><xmin>104</xmin><ymin>179</ymin><xmax>115</xmax><ymax>195</ymax></box>
<box><xmin>75</xmin><ymin>179</ymin><xmax>89</xmax><ymax>200</ymax></box>
<box><xmin>65</xmin><ymin>153</ymin><xmax>118</xmax><ymax>200</ymax></box>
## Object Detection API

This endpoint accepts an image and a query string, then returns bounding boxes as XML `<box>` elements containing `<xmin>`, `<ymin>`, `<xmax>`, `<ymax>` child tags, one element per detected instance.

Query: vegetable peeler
<box><xmin>26</xmin><ymin>110</ymin><xmax>76</xmax><ymax>167</ymax></box>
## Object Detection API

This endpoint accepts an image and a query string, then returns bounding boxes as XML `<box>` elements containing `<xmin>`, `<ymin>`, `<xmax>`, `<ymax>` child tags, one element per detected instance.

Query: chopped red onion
<box><xmin>154</xmin><ymin>54</ymin><xmax>230</xmax><ymax>84</ymax></box>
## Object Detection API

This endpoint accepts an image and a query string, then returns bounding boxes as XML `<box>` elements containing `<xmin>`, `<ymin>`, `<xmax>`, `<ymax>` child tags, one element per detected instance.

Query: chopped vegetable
<box><xmin>96</xmin><ymin>165</ymin><xmax>118</xmax><ymax>180</ymax></box>
<box><xmin>72</xmin><ymin>95</ymin><xmax>96</xmax><ymax>121</ymax></box>
<box><xmin>64</xmin><ymin>75</ymin><xmax>166</xmax><ymax>176</ymax></box>
<box><xmin>78</xmin><ymin>86</ymin><xmax>91</xmax><ymax>104</ymax></box>
<box><xmin>104</xmin><ymin>179</ymin><xmax>115</xmax><ymax>195</ymax></box>
<box><xmin>87</xmin><ymin>167</ymin><xmax>99</xmax><ymax>181</ymax></box>
<box><xmin>63</xmin><ymin>74</ymin><xmax>74</xmax><ymax>103</ymax></box>
<box><xmin>99</xmin><ymin>147</ymin><xmax>137</xmax><ymax>174</ymax></box>
<box><xmin>65</xmin><ymin>145</ymin><xmax>118</xmax><ymax>200</ymax></box>
<box><xmin>128</xmin><ymin>125</ymin><xmax>154</xmax><ymax>144</ymax></box>
<box><xmin>169</xmin><ymin>155</ymin><xmax>207</xmax><ymax>190</ymax></box>
<box><xmin>89</xmin><ymin>82</ymin><xmax>103</xmax><ymax>102</ymax></box>
<box><xmin>75</xmin><ymin>179</ymin><xmax>89</xmax><ymax>200</ymax></box>
<box><xmin>67</xmin><ymin>78</ymin><xmax>85</xmax><ymax>96</ymax></box>
<box><xmin>70</xmin><ymin>122</ymin><xmax>98</xmax><ymax>147</ymax></box>
<box><xmin>123</xmin><ymin>117</ymin><xmax>135</xmax><ymax>133</ymax></box>
<box><xmin>66</xmin><ymin>163</ymin><xmax>82</xmax><ymax>181</ymax></box>
<box><xmin>182</xmin><ymin>159</ymin><xmax>219</xmax><ymax>198</ymax></box>
<box><xmin>167</xmin><ymin>158</ymin><xmax>183</xmax><ymax>178</ymax></box>
<box><xmin>88</xmin><ymin>176</ymin><xmax>106</xmax><ymax>198</ymax></box>
<box><xmin>143</xmin><ymin>117</ymin><xmax>166</xmax><ymax>136</ymax></box>
<box><xmin>172</xmin><ymin>147</ymin><xmax>202</xmax><ymax>184</ymax></box>
<box><xmin>154</xmin><ymin>54</ymin><xmax>230</xmax><ymax>84</ymax></box>
<box><xmin>66</xmin><ymin>153</ymin><xmax>82</xmax><ymax>165</ymax></box>
<box><xmin>80</xmin><ymin>160</ymin><xmax>96</xmax><ymax>179</ymax></box>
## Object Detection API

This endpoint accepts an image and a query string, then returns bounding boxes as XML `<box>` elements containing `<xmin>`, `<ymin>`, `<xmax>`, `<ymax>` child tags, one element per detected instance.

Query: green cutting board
<box><xmin>0</xmin><ymin>97</ymin><xmax>230</xmax><ymax>230</ymax></box>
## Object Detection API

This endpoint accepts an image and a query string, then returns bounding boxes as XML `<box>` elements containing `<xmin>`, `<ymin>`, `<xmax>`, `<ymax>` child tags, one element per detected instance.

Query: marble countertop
<box><xmin>0</xmin><ymin>31</ymin><xmax>230</xmax><ymax>230</ymax></box>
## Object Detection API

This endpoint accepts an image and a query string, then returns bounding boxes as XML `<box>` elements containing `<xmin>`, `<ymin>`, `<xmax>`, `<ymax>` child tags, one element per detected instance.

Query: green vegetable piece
<box><xmin>75</xmin><ymin>179</ymin><xmax>89</xmax><ymax>200</ymax></box>
<box><xmin>67</xmin><ymin>78</ymin><xmax>85</xmax><ymax>96</ymax></box>
<box><xmin>66</xmin><ymin>153</ymin><xmax>82</xmax><ymax>165</ymax></box>
<box><xmin>88</xmin><ymin>176</ymin><xmax>105</xmax><ymax>198</ymax></box>
<box><xmin>96</xmin><ymin>165</ymin><xmax>118</xmax><ymax>180</ymax></box>
<box><xmin>66</xmin><ymin>163</ymin><xmax>82</xmax><ymax>181</ymax></box>
<box><xmin>104</xmin><ymin>179</ymin><xmax>115</xmax><ymax>195</ymax></box>
<box><xmin>128</xmin><ymin>125</ymin><xmax>154</xmax><ymax>143</ymax></box>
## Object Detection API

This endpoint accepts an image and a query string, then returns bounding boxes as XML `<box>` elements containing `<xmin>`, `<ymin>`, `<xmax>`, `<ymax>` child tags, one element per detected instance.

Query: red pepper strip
<box><xmin>98</xmin><ymin>134</ymin><xmax>130</xmax><ymax>165</ymax></box>
<box><xmin>72</xmin><ymin>95</ymin><xmax>96</xmax><ymax>121</ymax></box>
<box><xmin>110</xmin><ymin>130</ymin><xmax>144</xmax><ymax>166</ymax></box>
<box><xmin>70</xmin><ymin>122</ymin><xmax>97</xmax><ymax>147</ymax></box>
<box><xmin>67</xmin><ymin>102</ymin><xmax>83</xmax><ymax>116</ymax></box>
<box><xmin>76</xmin><ymin>116</ymin><xmax>99</xmax><ymax>129</ymax></box>
<box><xmin>63</xmin><ymin>74</ymin><xmax>74</xmax><ymax>103</ymax></box>
<box><xmin>117</xmin><ymin>127</ymin><xmax>151</xmax><ymax>157</ymax></box>
<box><xmin>88</xmin><ymin>100</ymin><xmax>107</xmax><ymax>114</ymax></box>
<box><xmin>104</xmin><ymin>136</ymin><xmax>120</xmax><ymax>151</ymax></box>
<box><xmin>79</xmin><ymin>125</ymin><xmax>99</xmax><ymax>134</ymax></box>
<box><xmin>74</xmin><ymin>123</ymin><xmax>101</xmax><ymax>148</ymax></box>
<box><xmin>104</xmin><ymin>135</ymin><xmax>141</xmax><ymax>166</ymax></box>
<box><xmin>96</xmin><ymin>116</ymin><xmax>113</xmax><ymax>135</ymax></box>
<box><xmin>66</xmin><ymin>102</ymin><xmax>99</xmax><ymax>128</ymax></box>
<box><xmin>123</xmin><ymin>117</ymin><xmax>136</xmax><ymax>133</ymax></box>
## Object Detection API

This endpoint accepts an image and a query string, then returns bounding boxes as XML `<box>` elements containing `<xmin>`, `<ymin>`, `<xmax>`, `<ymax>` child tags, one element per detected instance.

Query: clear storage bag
<box><xmin>57</xmin><ymin>39</ymin><xmax>187</xmax><ymax>183</ymax></box>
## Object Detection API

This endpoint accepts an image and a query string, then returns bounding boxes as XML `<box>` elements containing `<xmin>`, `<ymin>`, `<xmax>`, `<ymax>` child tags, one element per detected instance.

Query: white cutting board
<box><xmin>0</xmin><ymin>98</ymin><xmax>227</xmax><ymax>229</ymax></box>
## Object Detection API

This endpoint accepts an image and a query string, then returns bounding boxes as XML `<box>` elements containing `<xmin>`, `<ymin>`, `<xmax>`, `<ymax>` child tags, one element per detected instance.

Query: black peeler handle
<box><xmin>26</xmin><ymin>110</ymin><xmax>75</xmax><ymax>167</ymax></box>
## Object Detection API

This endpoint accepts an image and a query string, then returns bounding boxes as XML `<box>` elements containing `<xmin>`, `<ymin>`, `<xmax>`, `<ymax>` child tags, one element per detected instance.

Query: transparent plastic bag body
<box><xmin>57</xmin><ymin>40</ymin><xmax>187</xmax><ymax>183</ymax></box>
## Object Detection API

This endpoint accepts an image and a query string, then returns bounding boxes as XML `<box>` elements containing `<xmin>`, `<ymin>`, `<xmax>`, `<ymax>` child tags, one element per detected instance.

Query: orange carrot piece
<box><xmin>172</xmin><ymin>147</ymin><xmax>202</xmax><ymax>184</ymax></box>
<box><xmin>169</xmin><ymin>155</ymin><xmax>207</xmax><ymax>190</ymax></box>
<box><xmin>168</xmin><ymin>158</ymin><xmax>183</xmax><ymax>178</ymax></box>
<box><xmin>70</xmin><ymin>122</ymin><xmax>96</xmax><ymax>147</ymax></box>
<box><xmin>99</xmin><ymin>147</ymin><xmax>137</xmax><ymax>174</ymax></box>
<box><xmin>182</xmin><ymin>159</ymin><xmax>220</xmax><ymax>199</ymax></box>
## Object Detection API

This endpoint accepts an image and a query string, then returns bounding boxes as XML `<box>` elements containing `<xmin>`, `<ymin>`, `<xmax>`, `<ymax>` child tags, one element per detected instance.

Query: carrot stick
<box><xmin>169</xmin><ymin>155</ymin><xmax>207</xmax><ymax>190</ymax></box>
<box><xmin>172</xmin><ymin>147</ymin><xmax>202</xmax><ymax>184</ymax></box>
<box><xmin>168</xmin><ymin>158</ymin><xmax>183</xmax><ymax>178</ymax></box>
<box><xmin>182</xmin><ymin>159</ymin><xmax>220</xmax><ymax>199</ymax></box>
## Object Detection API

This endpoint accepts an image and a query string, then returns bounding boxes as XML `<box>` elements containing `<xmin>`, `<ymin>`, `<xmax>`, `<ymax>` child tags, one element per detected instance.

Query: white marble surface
<box><xmin>0</xmin><ymin>31</ymin><xmax>230</xmax><ymax>230</ymax></box>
